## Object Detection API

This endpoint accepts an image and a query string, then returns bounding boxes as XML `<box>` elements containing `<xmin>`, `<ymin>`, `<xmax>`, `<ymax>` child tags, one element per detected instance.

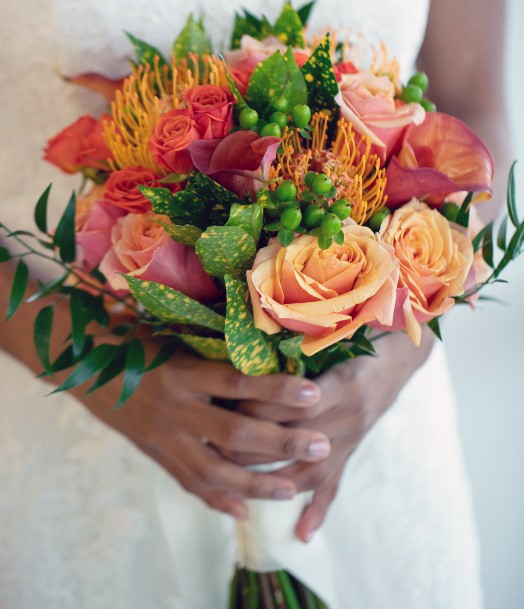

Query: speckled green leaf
<box><xmin>231</xmin><ymin>12</ymin><xmax>263</xmax><ymax>49</ymax></box>
<box><xmin>247</xmin><ymin>49</ymin><xmax>308</xmax><ymax>113</ymax></box>
<box><xmin>173</xmin><ymin>14</ymin><xmax>212</xmax><ymax>62</ymax></box>
<box><xmin>226</xmin><ymin>204</ymin><xmax>263</xmax><ymax>241</ymax></box>
<box><xmin>223</xmin><ymin>60</ymin><xmax>249</xmax><ymax>113</ymax></box>
<box><xmin>139</xmin><ymin>186</ymin><xmax>207</xmax><ymax>228</ymax></box>
<box><xmin>224</xmin><ymin>276</ymin><xmax>279</xmax><ymax>376</ymax></box>
<box><xmin>301</xmin><ymin>34</ymin><xmax>339</xmax><ymax>118</ymax></box>
<box><xmin>297</xmin><ymin>1</ymin><xmax>317</xmax><ymax>25</ymax></box>
<box><xmin>273</xmin><ymin>2</ymin><xmax>305</xmax><ymax>48</ymax></box>
<box><xmin>125</xmin><ymin>276</ymin><xmax>225</xmax><ymax>332</ymax></box>
<box><xmin>196</xmin><ymin>226</ymin><xmax>256</xmax><ymax>279</ymax></box>
<box><xmin>176</xmin><ymin>334</ymin><xmax>230</xmax><ymax>361</ymax></box>
<box><xmin>126</xmin><ymin>32</ymin><xmax>168</xmax><ymax>69</ymax></box>
<box><xmin>187</xmin><ymin>173</ymin><xmax>245</xmax><ymax>226</ymax></box>
<box><xmin>152</xmin><ymin>218</ymin><xmax>202</xmax><ymax>247</ymax></box>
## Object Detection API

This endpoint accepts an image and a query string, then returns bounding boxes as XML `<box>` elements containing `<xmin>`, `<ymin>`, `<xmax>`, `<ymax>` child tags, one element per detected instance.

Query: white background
<box><xmin>446</xmin><ymin>1</ymin><xmax>524</xmax><ymax>607</ymax></box>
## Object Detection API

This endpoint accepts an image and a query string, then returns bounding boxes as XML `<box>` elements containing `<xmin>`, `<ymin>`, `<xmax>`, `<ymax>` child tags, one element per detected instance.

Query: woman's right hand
<box><xmin>86</xmin><ymin>352</ymin><xmax>329</xmax><ymax>521</ymax></box>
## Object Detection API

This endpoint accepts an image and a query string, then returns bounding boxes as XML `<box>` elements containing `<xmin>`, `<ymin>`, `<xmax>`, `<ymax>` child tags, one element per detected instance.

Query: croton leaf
<box><xmin>297</xmin><ymin>0</ymin><xmax>317</xmax><ymax>25</ymax></box>
<box><xmin>125</xmin><ymin>275</ymin><xmax>225</xmax><ymax>332</ymax></box>
<box><xmin>175</xmin><ymin>334</ymin><xmax>230</xmax><ymax>361</ymax></box>
<box><xmin>224</xmin><ymin>275</ymin><xmax>280</xmax><ymax>376</ymax></box>
<box><xmin>126</xmin><ymin>32</ymin><xmax>168</xmax><ymax>69</ymax></box>
<box><xmin>173</xmin><ymin>14</ymin><xmax>212</xmax><ymax>63</ymax></box>
<box><xmin>246</xmin><ymin>48</ymin><xmax>308</xmax><ymax>113</ymax></box>
<box><xmin>152</xmin><ymin>218</ymin><xmax>202</xmax><ymax>247</ymax></box>
<box><xmin>226</xmin><ymin>204</ymin><xmax>263</xmax><ymax>241</ymax></box>
<box><xmin>231</xmin><ymin>11</ymin><xmax>263</xmax><ymax>49</ymax></box>
<box><xmin>139</xmin><ymin>185</ymin><xmax>207</xmax><ymax>228</ymax></box>
<box><xmin>196</xmin><ymin>226</ymin><xmax>256</xmax><ymax>279</ymax></box>
<box><xmin>273</xmin><ymin>2</ymin><xmax>305</xmax><ymax>48</ymax></box>
<box><xmin>187</xmin><ymin>172</ymin><xmax>246</xmax><ymax>225</ymax></box>
<box><xmin>222</xmin><ymin>60</ymin><xmax>249</xmax><ymax>113</ymax></box>
<box><xmin>301</xmin><ymin>34</ymin><xmax>339</xmax><ymax>119</ymax></box>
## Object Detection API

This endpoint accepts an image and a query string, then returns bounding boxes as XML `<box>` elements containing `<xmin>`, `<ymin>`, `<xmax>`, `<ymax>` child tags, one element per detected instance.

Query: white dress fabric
<box><xmin>0</xmin><ymin>1</ymin><xmax>483</xmax><ymax>608</ymax></box>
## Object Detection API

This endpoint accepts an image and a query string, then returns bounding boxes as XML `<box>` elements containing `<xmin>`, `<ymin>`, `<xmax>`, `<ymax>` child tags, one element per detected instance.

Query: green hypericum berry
<box><xmin>269</xmin><ymin>111</ymin><xmax>288</xmax><ymax>131</ymax></box>
<box><xmin>440</xmin><ymin>202</ymin><xmax>460</xmax><ymax>222</ymax></box>
<box><xmin>260</xmin><ymin>123</ymin><xmax>282</xmax><ymax>138</ymax></box>
<box><xmin>280</xmin><ymin>206</ymin><xmax>302</xmax><ymax>230</ymax></box>
<box><xmin>270</xmin><ymin>98</ymin><xmax>289</xmax><ymax>114</ymax></box>
<box><xmin>421</xmin><ymin>98</ymin><xmax>437</xmax><ymax>112</ymax></box>
<box><xmin>239</xmin><ymin>108</ymin><xmax>259</xmax><ymax>130</ymax></box>
<box><xmin>278</xmin><ymin>228</ymin><xmax>295</xmax><ymax>247</ymax></box>
<box><xmin>303</xmin><ymin>204</ymin><xmax>326</xmax><ymax>229</ymax></box>
<box><xmin>292</xmin><ymin>104</ymin><xmax>312</xmax><ymax>129</ymax></box>
<box><xmin>408</xmin><ymin>71</ymin><xmax>429</xmax><ymax>93</ymax></box>
<box><xmin>333</xmin><ymin>230</ymin><xmax>345</xmax><ymax>245</ymax></box>
<box><xmin>276</xmin><ymin>180</ymin><xmax>298</xmax><ymax>202</ymax></box>
<box><xmin>399</xmin><ymin>84</ymin><xmax>423</xmax><ymax>104</ymax></box>
<box><xmin>330</xmin><ymin>199</ymin><xmax>352</xmax><ymax>220</ymax></box>
<box><xmin>368</xmin><ymin>209</ymin><xmax>391</xmax><ymax>233</ymax></box>
<box><xmin>311</xmin><ymin>173</ymin><xmax>333</xmax><ymax>195</ymax></box>
<box><xmin>304</xmin><ymin>171</ymin><xmax>317</xmax><ymax>188</ymax></box>
<box><xmin>318</xmin><ymin>234</ymin><xmax>333</xmax><ymax>250</ymax></box>
<box><xmin>254</xmin><ymin>119</ymin><xmax>268</xmax><ymax>134</ymax></box>
<box><xmin>321</xmin><ymin>213</ymin><xmax>343</xmax><ymax>238</ymax></box>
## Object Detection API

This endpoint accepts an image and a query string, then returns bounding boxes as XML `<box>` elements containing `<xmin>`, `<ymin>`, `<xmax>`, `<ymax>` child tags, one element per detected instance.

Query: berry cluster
<box><xmin>238</xmin><ymin>99</ymin><xmax>313</xmax><ymax>138</ymax></box>
<box><xmin>398</xmin><ymin>71</ymin><xmax>436</xmax><ymax>113</ymax></box>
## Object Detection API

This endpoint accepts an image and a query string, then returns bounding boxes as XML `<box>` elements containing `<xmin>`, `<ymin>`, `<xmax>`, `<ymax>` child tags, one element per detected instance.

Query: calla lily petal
<box><xmin>65</xmin><ymin>73</ymin><xmax>126</xmax><ymax>101</ymax></box>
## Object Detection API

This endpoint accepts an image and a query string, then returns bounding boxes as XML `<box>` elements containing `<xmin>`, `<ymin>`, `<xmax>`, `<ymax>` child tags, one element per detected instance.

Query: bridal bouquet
<box><xmin>2</xmin><ymin>1</ymin><xmax>523</xmax><ymax>606</ymax></box>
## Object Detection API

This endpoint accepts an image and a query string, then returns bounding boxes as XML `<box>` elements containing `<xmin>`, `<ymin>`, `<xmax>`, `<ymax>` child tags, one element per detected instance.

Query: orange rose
<box><xmin>149</xmin><ymin>109</ymin><xmax>202</xmax><ymax>174</ymax></box>
<box><xmin>103</xmin><ymin>166</ymin><xmax>163</xmax><ymax>213</ymax></box>
<box><xmin>247</xmin><ymin>224</ymin><xmax>399</xmax><ymax>356</ymax></box>
<box><xmin>44</xmin><ymin>115</ymin><xmax>113</xmax><ymax>174</ymax></box>
<box><xmin>186</xmin><ymin>85</ymin><xmax>234</xmax><ymax>139</ymax></box>
<box><xmin>380</xmin><ymin>200</ymin><xmax>474</xmax><ymax>345</ymax></box>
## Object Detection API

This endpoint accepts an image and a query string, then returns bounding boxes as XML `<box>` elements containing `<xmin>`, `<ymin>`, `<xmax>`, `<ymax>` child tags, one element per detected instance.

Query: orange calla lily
<box><xmin>64</xmin><ymin>73</ymin><xmax>127</xmax><ymax>101</ymax></box>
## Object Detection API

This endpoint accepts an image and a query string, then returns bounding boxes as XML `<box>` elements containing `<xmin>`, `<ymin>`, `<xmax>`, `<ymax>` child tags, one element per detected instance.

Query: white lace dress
<box><xmin>0</xmin><ymin>1</ymin><xmax>483</xmax><ymax>607</ymax></box>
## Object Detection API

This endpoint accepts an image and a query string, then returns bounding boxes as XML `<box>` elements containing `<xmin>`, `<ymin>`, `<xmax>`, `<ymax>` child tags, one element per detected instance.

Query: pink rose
<box><xmin>44</xmin><ymin>115</ymin><xmax>113</xmax><ymax>174</ymax></box>
<box><xmin>149</xmin><ymin>109</ymin><xmax>202</xmax><ymax>174</ymax></box>
<box><xmin>99</xmin><ymin>212</ymin><xmax>219</xmax><ymax>302</ymax></box>
<box><xmin>247</xmin><ymin>224</ymin><xmax>399</xmax><ymax>356</ymax></box>
<box><xmin>335</xmin><ymin>71</ymin><xmax>425</xmax><ymax>161</ymax></box>
<box><xmin>185</xmin><ymin>85</ymin><xmax>235</xmax><ymax>139</ymax></box>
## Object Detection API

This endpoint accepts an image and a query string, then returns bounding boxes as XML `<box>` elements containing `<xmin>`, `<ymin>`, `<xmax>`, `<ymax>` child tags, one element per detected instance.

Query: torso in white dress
<box><xmin>0</xmin><ymin>1</ymin><xmax>483</xmax><ymax>607</ymax></box>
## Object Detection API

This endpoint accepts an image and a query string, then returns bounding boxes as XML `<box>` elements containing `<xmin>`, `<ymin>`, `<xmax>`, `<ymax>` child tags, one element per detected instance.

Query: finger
<box><xmin>296</xmin><ymin>467</ymin><xmax>344</xmax><ymax>543</ymax></box>
<box><xmin>181</xmin><ymin>402</ymin><xmax>332</xmax><ymax>462</ymax></box>
<box><xmin>220</xmin><ymin>448</ymin><xmax>280</xmax><ymax>467</ymax></box>
<box><xmin>238</xmin><ymin>400</ymin><xmax>323</xmax><ymax>423</ymax></box>
<box><xmin>176</xmin><ymin>357</ymin><xmax>321</xmax><ymax>407</ymax></box>
<box><xmin>176</xmin><ymin>435</ymin><xmax>299</xmax><ymax>501</ymax></box>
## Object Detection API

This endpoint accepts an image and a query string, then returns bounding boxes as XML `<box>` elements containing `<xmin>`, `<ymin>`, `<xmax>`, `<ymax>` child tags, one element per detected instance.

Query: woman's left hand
<box><xmin>237</xmin><ymin>328</ymin><xmax>435</xmax><ymax>542</ymax></box>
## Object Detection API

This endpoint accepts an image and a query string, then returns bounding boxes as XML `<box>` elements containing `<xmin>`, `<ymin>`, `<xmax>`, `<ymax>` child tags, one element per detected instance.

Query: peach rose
<box><xmin>99</xmin><ymin>212</ymin><xmax>219</xmax><ymax>302</ymax></box>
<box><xmin>380</xmin><ymin>199</ymin><xmax>474</xmax><ymax>345</ymax></box>
<box><xmin>44</xmin><ymin>115</ymin><xmax>113</xmax><ymax>174</ymax></box>
<box><xmin>149</xmin><ymin>109</ymin><xmax>202</xmax><ymax>174</ymax></box>
<box><xmin>247</xmin><ymin>224</ymin><xmax>399</xmax><ymax>356</ymax></box>
<box><xmin>103</xmin><ymin>166</ymin><xmax>163</xmax><ymax>213</ymax></box>
<box><xmin>186</xmin><ymin>85</ymin><xmax>234</xmax><ymax>139</ymax></box>
<box><xmin>335</xmin><ymin>71</ymin><xmax>425</xmax><ymax>161</ymax></box>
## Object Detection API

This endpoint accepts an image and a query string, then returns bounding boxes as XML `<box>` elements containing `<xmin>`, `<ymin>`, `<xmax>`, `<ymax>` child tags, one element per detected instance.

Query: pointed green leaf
<box><xmin>482</xmin><ymin>222</ymin><xmax>495</xmax><ymax>268</ymax></box>
<box><xmin>125</xmin><ymin>275</ymin><xmax>225</xmax><ymax>332</ymax></box>
<box><xmin>26</xmin><ymin>273</ymin><xmax>68</xmax><ymax>303</ymax></box>
<box><xmin>274</xmin><ymin>2</ymin><xmax>305</xmax><ymax>48</ymax></box>
<box><xmin>507</xmin><ymin>161</ymin><xmax>519</xmax><ymax>228</ymax></box>
<box><xmin>126</xmin><ymin>32</ymin><xmax>167</xmax><ymax>68</ymax></box>
<box><xmin>196</xmin><ymin>226</ymin><xmax>256</xmax><ymax>279</ymax></box>
<box><xmin>224</xmin><ymin>275</ymin><xmax>279</xmax><ymax>376</ymax></box>
<box><xmin>6</xmin><ymin>259</ymin><xmax>28</xmax><ymax>320</ymax></box>
<box><xmin>152</xmin><ymin>218</ymin><xmax>202</xmax><ymax>247</ymax></box>
<box><xmin>247</xmin><ymin>49</ymin><xmax>308</xmax><ymax>113</ymax></box>
<box><xmin>34</xmin><ymin>184</ymin><xmax>52</xmax><ymax>234</ymax></box>
<box><xmin>176</xmin><ymin>334</ymin><xmax>230</xmax><ymax>361</ymax></box>
<box><xmin>139</xmin><ymin>185</ymin><xmax>207</xmax><ymax>228</ymax></box>
<box><xmin>497</xmin><ymin>216</ymin><xmax>508</xmax><ymax>251</ymax></box>
<box><xmin>455</xmin><ymin>192</ymin><xmax>473</xmax><ymax>228</ymax></box>
<box><xmin>173</xmin><ymin>14</ymin><xmax>212</xmax><ymax>62</ymax></box>
<box><xmin>0</xmin><ymin>246</ymin><xmax>11</xmax><ymax>262</ymax></box>
<box><xmin>87</xmin><ymin>344</ymin><xmax>128</xmax><ymax>394</ymax></box>
<box><xmin>471</xmin><ymin>223</ymin><xmax>489</xmax><ymax>254</ymax></box>
<box><xmin>113</xmin><ymin>340</ymin><xmax>145</xmax><ymax>409</ymax></box>
<box><xmin>427</xmin><ymin>317</ymin><xmax>443</xmax><ymax>341</ymax></box>
<box><xmin>34</xmin><ymin>306</ymin><xmax>54</xmax><ymax>374</ymax></box>
<box><xmin>301</xmin><ymin>34</ymin><xmax>339</xmax><ymax>119</ymax></box>
<box><xmin>297</xmin><ymin>1</ymin><xmax>317</xmax><ymax>25</ymax></box>
<box><xmin>226</xmin><ymin>204</ymin><xmax>263</xmax><ymax>241</ymax></box>
<box><xmin>222</xmin><ymin>58</ymin><xmax>249</xmax><ymax>113</ymax></box>
<box><xmin>186</xmin><ymin>172</ymin><xmax>245</xmax><ymax>225</ymax></box>
<box><xmin>54</xmin><ymin>193</ymin><xmax>76</xmax><ymax>263</ymax></box>
<box><xmin>51</xmin><ymin>344</ymin><xmax>119</xmax><ymax>394</ymax></box>
<box><xmin>231</xmin><ymin>12</ymin><xmax>263</xmax><ymax>49</ymax></box>
<box><xmin>145</xmin><ymin>343</ymin><xmax>178</xmax><ymax>372</ymax></box>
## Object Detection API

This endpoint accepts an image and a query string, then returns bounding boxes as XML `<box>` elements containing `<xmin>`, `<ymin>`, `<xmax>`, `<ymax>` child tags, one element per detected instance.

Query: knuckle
<box><xmin>308</xmin><ymin>465</ymin><xmax>330</xmax><ymax>490</ymax></box>
<box><xmin>194</xmin><ymin>461</ymin><xmax>220</xmax><ymax>486</ymax></box>
<box><xmin>245</xmin><ymin>476</ymin><xmax>267</xmax><ymax>498</ymax></box>
<box><xmin>280</xmin><ymin>431</ymin><xmax>302</xmax><ymax>457</ymax></box>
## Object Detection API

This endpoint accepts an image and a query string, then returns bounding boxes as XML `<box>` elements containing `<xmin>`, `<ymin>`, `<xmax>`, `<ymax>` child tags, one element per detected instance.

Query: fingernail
<box><xmin>307</xmin><ymin>439</ymin><xmax>331</xmax><ymax>459</ymax></box>
<box><xmin>299</xmin><ymin>383</ymin><xmax>320</xmax><ymax>405</ymax></box>
<box><xmin>273</xmin><ymin>487</ymin><xmax>296</xmax><ymax>500</ymax></box>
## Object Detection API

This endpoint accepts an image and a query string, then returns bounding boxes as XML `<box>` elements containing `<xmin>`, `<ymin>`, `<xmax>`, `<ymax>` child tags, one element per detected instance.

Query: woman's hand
<box><xmin>237</xmin><ymin>329</ymin><xmax>435</xmax><ymax>541</ymax></box>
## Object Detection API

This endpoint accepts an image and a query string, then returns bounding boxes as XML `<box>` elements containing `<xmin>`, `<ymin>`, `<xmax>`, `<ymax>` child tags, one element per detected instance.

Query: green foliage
<box><xmin>87</xmin><ymin>344</ymin><xmax>128</xmax><ymax>394</ymax></box>
<box><xmin>246</xmin><ymin>48</ymin><xmax>308</xmax><ymax>113</ymax></box>
<box><xmin>34</xmin><ymin>306</ymin><xmax>54</xmax><ymax>374</ymax></box>
<box><xmin>54</xmin><ymin>193</ymin><xmax>76</xmax><ymax>263</ymax></box>
<box><xmin>222</xmin><ymin>60</ymin><xmax>249</xmax><ymax>114</ymax></box>
<box><xmin>482</xmin><ymin>222</ymin><xmax>495</xmax><ymax>268</ymax></box>
<box><xmin>152</xmin><ymin>218</ymin><xmax>202</xmax><ymax>247</ymax></box>
<box><xmin>455</xmin><ymin>192</ymin><xmax>473</xmax><ymax>228</ymax></box>
<box><xmin>113</xmin><ymin>340</ymin><xmax>146</xmax><ymax>410</ymax></box>
<box><xmin>126</xmin><ymin>32</ymin><xmax>168</xmax><ymax>69</ymax></box>
<box><xmin>273</xmin><ymin>3</ymin><xmax>305</xmax><ymax>48</ymax></box>
<box><xmin>125</xmin><ymin>275</ymin><xmax>225</xmax><ymax>332</ymax></box>
<box><xmin>427</xmin><ymin>318</ymin><xmax>443</xmax><ymax>341</ymax></box>
<box><xmin>34</xmin><ymin>184</ymin><xmax>52</xmax><ymax>235</ymax></box>
<box><xmin>173</xmin><ymin>14</ymin><xmax>212</xmax><ymax>63</ymax></box>
<box><xmin>231</xmin><ymin>12</ymin><xmax>264</xmax><ymax>49</ymax></box>
<box><xmin>224</xmin><ymin>275</ymin><xmax>279</xmax><ymax>375</ymax></box>
<box><xmin>6</xmin><ymin>259</ymin><xmax>28</xmax><ymax>320</ymax></box>
<box><xmin>226</xmin><ymin>204</ymin><xmax>263</xmax><ymax>241</ymax></box>
<box><xmin>0</xmin><ymin>246</ymin><xmax>11</xmax><ymax>262</ymax></box>
<box><xmin>145</xmin><ymin>343</ymin><xmax>178</xmax><ymax>372</ymax></box>
<box><xmin>301</xmin><ymin>34</ymin><xmax>339</xmax><ymax>120</ymax></box>
<box><xmin>507</xmin><ymin>161</ymin><xmax>519</xmax><ymax>228</ymax></box>
<box><xmin>196</xmin><ymin>226</ymin><xmax>256</xmax><ymax>280</ymax></box>
<box><xmin>297</xmin><ymin>1</ymin><xmax>317</xmax><ymax>25</ymax></box>
<box><xmin>175</xmin><ymin>334</ymin><xmax>230</xmax><ymax>361</ymax></box>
